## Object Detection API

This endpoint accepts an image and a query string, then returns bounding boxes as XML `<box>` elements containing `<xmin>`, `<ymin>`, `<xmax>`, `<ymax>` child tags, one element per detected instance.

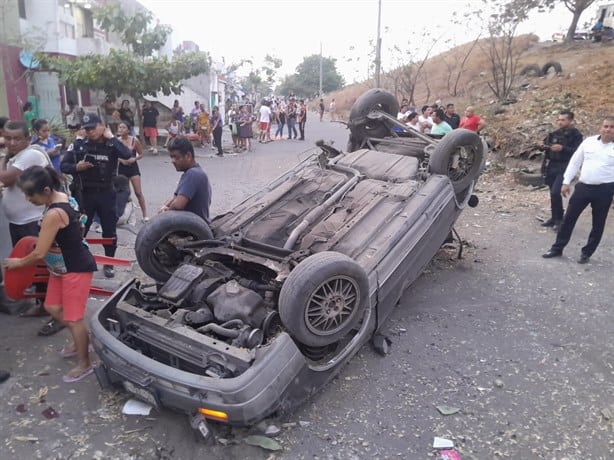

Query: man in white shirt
<box><xmin>543</xmin><ymin>117</ymin><xmax>614</xmax><ymax>263</ymax></box>
<box><xmin>0</xmin><ymin>120</ymin><xmax>62</xmax><ymax>333</ymax></box>
<box><xmin>418</xmin><ymin>105</ymin><xmax>433</xmax><ymax>134</ymax></box>
<box><xmin>258</xmin><ymin>101</ymin><xmax>272</xmax><ymax>143</ymax></box>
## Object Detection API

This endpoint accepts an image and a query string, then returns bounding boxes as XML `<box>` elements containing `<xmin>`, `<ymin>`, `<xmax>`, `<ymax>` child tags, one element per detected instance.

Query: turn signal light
<box><xmin>198</xmin><ymin>407</ymin><xmax>229</xmax><ymax>422</ymax></box>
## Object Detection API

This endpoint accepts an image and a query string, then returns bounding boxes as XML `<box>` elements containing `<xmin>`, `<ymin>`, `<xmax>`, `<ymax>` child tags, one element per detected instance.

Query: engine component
<box><xmin>184</xmin><ymin>307</ymin><xmax>214</xmax><ymax>327</ymax></box>
<box><xmin>158</xmin><ymin>264</ymin><xmax>205</xmax><ymax>306</ymax></box>
<box><xmin>207</xmin><ymin>280</ymin><xmax>267</xmax><ymax>328</ymax></box>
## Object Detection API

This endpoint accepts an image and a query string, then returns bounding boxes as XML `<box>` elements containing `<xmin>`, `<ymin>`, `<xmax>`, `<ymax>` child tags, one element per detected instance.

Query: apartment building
<box><xmin>0</xmin><ymin>0</ymin><xmax>222</xmax><ymax>124</ymax></box>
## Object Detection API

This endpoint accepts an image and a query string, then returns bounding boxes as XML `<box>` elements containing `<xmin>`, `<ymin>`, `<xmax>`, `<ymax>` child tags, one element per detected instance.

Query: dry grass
<box><xmin>329</xmin><ymin>36</ymin><xmax>614</xmax><ymax>167</ymax></box>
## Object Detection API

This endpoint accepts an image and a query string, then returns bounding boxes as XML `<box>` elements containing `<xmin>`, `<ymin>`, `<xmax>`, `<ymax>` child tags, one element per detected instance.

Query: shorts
<box><xmin>45</xmin><ymin>272</ymin><xmax>94</xmax><ymax>322</ymax></box>
<box><xmin>118</xmin><ymin>162</ymin><xmax>140</xmax><ymax>178</ymax></box>
<box><xmin>259</xmin><ymin>122</ymin><xmax>269</xmax><ymax>131</ymax></box>
<box><xmin>144</xmin><ymin>127</ymin><xmax>158</xmax><ymax>138</ymax></box>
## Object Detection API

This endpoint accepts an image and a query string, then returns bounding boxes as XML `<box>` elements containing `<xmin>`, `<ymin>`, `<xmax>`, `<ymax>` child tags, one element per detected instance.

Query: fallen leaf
<box><xmin>244</xmin><ymin>435</ymin><xmax>282</xmax><ymax>451</ymax></box>
<box><xmin>14</xmin><ymin>435</ymin><xmax>39</xmax><ymax>442</ymax></box>
<box><xmin>436</xmin><ymin>405</ymin><xmax>460</xmax><ymax>415</ymax></box>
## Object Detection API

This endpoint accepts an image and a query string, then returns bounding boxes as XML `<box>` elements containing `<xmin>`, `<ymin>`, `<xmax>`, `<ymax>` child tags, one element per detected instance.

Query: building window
<box><xmin>60</xmin><ymin>21</ymin><xmax>75</xmax><ymax>39</ymax></box>
<box><xmin>80</xmin><ymin>9</ymin><xmax>94</xmax><ymax>38</ymax></box>
<box><xmin>18</xmin><ymin>0</ymin><xmax>26</xmax><ymax>19</ymax></box>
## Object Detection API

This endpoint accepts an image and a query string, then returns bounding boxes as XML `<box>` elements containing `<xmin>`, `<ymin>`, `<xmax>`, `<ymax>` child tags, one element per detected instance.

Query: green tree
<box><xmin>227</xmin><ymin>55</ymin><xmax>282</xmax><ymax>100</ymax></box>
<box><xmin>277</xmin><ymin>55</ymin><xmax>344</xmax><ymax>97</ymax></box>
<box><xmin>38</xmin><ymin>4</ymin><xmax>210</xmax><ymax>134</ymax></box>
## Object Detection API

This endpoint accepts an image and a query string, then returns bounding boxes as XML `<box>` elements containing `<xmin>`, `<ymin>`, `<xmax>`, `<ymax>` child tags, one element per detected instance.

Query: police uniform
<box><xmin>60</xmin><ymin>114</ymin><xmax>132</xmax><ymax>260</ymax></box>
<box><xmin>542</xmin><ymin>126</ymin><xmax>583</xmax><ymax>225</ymax></box>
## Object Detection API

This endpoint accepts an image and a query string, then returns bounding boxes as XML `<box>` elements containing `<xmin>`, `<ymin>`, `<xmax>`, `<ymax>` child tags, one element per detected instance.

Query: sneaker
<box><xmin>103</xmin><ymin>265</ymin><xmax>115</xmax><ymax>279</ymax></box>
<box><xmin>91</xmin><ymin>222</ymin><xmax>102</xmax><ymax>234</ymax></box>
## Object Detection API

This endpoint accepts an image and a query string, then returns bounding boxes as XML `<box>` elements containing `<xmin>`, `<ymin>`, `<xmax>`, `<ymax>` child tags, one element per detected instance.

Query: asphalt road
<box><xmin>1</xmin><ymin>118</ymin><xmax>612</xmax><ymax>459</ymax></box>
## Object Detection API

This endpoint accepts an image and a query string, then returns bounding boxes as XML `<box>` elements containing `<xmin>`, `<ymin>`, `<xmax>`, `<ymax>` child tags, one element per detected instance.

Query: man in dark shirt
<box><xmin>61</xmin><ymin>113</ymin><xmax>132</xmax><ymax>278</ymax></box>
<box><xmin>539</xmin><ymin>110</ymin><xmax>583</xmax><ymax>231</ymax></box>
<box><xmin>443</xmin><ymin>103</ymin><xmax>460</xmax><ymax>129</ymax></box>
<box><xmin>142</xmin><ymin>101</ymin><xmax>160</xmax><ymax>154</ymax></box>
<box><xmin>160</xmin><ymin>137</ymin><xmax>211</xmax><ymax>222</ymax></box>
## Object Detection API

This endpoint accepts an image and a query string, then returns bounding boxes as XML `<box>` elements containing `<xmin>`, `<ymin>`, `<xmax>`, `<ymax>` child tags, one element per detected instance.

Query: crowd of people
<box><xmin>396</xmin><ymin>99</ymin><xmax>485</xmax><ymax>136</ymax></box>
<box><xmin>0</xmin><ymin>99</ymin><xmax>213</xmax><ymax>385</ymax></box>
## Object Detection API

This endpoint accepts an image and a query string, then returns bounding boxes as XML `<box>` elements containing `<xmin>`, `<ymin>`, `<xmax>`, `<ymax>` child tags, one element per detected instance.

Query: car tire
<box><xmin>135</xmin><ymin>211</ymin><xmax>213</xmax><ymax>282</ymax></box>
<box><xmin>520</xmin><ymin>64</ymin><xmax>543</xmax><ymax>77</ymax></box>
<box><xmin>348</xmin><ymin>88</ymin><xmax>399</xmax><ymax>142</ymax></box>
<box><xmin>429</xmin><ymin>128</ymin><xmax>484</xmax><ymax>195</ymax></box>
<box><xmin>542</xmin><ymin>61</ymin><xmax>562</xmax><ymax>75</ymax></box>
<box><xmin>278</xmin><ymin>251</ymin><xmax>369</xmax><ymax>347</ymax></box>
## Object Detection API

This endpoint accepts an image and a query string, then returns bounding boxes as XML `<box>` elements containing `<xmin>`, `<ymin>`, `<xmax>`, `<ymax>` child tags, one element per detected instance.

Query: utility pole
<box><xmin>375</xmin><ymin>0</ymin><xmax>382</xmax><ymax>87</ymax></box>
<box><xmin>319</xmin><ymin>42</ymin><xmax>323</xmax><ymax>97</ymax></box>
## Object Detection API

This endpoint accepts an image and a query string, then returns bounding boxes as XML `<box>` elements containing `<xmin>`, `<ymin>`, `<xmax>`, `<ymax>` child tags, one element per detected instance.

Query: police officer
<box><xmin>539</xmin><ymin>110</ymin><xmax>583</xmax><ymax>231</ymax></box>
<box><xmin>61</xmin><ymin>113</ymin><xmax>132</xmax><ymax>278</ymax></box>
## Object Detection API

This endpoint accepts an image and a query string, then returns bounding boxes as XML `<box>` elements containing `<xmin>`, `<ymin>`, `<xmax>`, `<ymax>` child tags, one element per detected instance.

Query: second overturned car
<box><xmin>90</xmin><ymin>89</ymin><xmax>485</xmax><ymax>436</ymax></box>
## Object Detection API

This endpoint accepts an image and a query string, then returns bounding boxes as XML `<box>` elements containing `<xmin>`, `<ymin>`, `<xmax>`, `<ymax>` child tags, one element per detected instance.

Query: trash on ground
<box><xmin>14</xmin><ymin>435</ymin><xmax>39</xmax><ymax>442</ymax></box>
<box><xmin>122</xmin><ymin>398</ymin><xmax>153</xmax><ymax>416</ymax></box>
<box><xmin>243</xmin><ymin>435</ymin><xmax>282</xmax><ymax>451</ymax></box>
<box><xmin>433</xmin><ymin>437</ymin><xmax>455</xmax><ymax>449</ymax></box>
<box><xmin>440</xmin><ymin>449</ymin><xmax>462</xmax><ymax>460</ymax></box>
<box><xmin>436</xmin><ymin>405</ymin><xmax>460</xmax><ymax>415</ymax></box>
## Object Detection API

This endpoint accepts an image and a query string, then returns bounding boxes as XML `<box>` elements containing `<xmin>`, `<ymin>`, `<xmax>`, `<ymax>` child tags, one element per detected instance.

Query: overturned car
<box><xmin>90</xmin><ymin>89</ymin><xmax>485</xmax><ymax>436</ymax></box>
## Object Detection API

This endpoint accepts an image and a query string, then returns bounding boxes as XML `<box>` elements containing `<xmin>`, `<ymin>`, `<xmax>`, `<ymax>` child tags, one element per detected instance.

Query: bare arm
<box><xmin>3</xmin><ymin>210</ymin><xmax>64</xmax><ymax>269</ymax></box>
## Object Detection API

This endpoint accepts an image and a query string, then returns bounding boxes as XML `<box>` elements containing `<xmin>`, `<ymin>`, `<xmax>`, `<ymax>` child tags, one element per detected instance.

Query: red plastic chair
<box><xmin>4</xmin><ymin>236</ymin><xmax>131</xmax><ymax>300</ymax></box>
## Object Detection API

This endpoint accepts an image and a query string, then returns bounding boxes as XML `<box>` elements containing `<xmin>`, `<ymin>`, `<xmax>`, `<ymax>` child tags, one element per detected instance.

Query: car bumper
<box><xmin>89</xmin><ymin>280</ymin><xmax>308</xmax><ymax>425</ymax></box>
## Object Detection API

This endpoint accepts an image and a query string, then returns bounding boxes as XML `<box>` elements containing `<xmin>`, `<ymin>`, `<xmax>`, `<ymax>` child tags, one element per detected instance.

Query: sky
<box><xmin>140</xmin><ymin>0</ymin><xmax>602</xmax><ymax>85</ymax></box>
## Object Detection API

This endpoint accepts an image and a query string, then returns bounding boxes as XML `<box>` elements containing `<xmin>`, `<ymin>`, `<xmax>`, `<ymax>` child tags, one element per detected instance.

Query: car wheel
<box><xmin>278</xmin><ymin>251</ymin><xmax>369</xmax><ymax>347</ymax></box>
<box><xmin>429</xmin><ymin>129</ymin><xmax>484</xmax><ymax>196</ymax></box>
<box><xmin>348</xmin><ymin>88</ymin><xmax>399</xmax><ymax>143</ymax></box>
<box><xmin>542</xmin><ymin>61</ymin><xmax>562</xmax><ymax>75</ymax></box>
<box><xmin>135</xmin><ymin>211</ymin><xmax>213</xmax><ymax>282</ymax></box>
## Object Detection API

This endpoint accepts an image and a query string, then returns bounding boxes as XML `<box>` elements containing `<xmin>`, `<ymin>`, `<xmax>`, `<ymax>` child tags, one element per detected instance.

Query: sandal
<box><xmin>62</xmin><ymin>365</ymin><xmax>94</xmax><ymax>383</ymax></box>
<box><xmin>38</xmin><ymin>319</ymin><xmax>66</xmax><ymax>336</ymax></box>
<box><xmin>19</xmin><ymin>304</ymin><xmax>49</xmax><ymax>317</ymax></box>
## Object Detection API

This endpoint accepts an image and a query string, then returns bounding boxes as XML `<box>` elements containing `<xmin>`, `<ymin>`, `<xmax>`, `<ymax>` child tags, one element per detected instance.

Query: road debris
<box><xmin>436</xmin><ymin>405</ymin><xmax>460</xmax><ymax>415</ymax></box>
<box><xmin>243</xmin><ymin>435</ymin><xmax>282</xmax><ymax>451</ymax></box>
<box><xmin>433</xmin><ymin>437</ymin><xmax>454</xmax><ymax>449</ymax></box>
<box><xmin>122</xmin><ymin>398</ymin><xmax>153</xmax><ymax>415</ymax></box>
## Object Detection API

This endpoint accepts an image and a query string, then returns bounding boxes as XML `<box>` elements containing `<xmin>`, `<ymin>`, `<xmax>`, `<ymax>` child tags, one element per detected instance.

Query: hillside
<box><xmin>328</xmin><ymin>36</ymin><xmax>614</xmax><ymax>168</ymax></box>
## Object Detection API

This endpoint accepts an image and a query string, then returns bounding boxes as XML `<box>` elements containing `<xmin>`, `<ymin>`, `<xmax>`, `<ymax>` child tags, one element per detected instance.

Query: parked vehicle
<box><xmin>90</xmin><ymin>88</ymin><xmax>485</xmax><ymax>439</ymax></box>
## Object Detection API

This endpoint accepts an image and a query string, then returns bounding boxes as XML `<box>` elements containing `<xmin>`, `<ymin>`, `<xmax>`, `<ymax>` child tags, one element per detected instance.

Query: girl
<box><xmin>196</xmin><ymin>104</ymin><xmax>211</xmax><ymax>148</ymax></box>
<box><xmin>32</xmin><ymin>118</ymin><xmax>62</xmax><ymax>171</ymax></box>
<box><xmin>117</xmin><ymin>122</ymin><xmax>148</xmax><ymax>221</ymax></box>
<box><xmin>238</xmin><ymin>105</ymin><xmax>253</xmax><ymax>152</ymax></box>
<box><xmin>3</xmin><ymin>166</ymin><xmax>97</xmax><ymax>383</ymax></box>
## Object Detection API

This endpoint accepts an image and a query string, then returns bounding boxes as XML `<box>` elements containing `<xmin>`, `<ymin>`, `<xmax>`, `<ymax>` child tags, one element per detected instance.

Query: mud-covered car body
<box><xmin>90</xmin><ymin>89</ymin><xmax>484</xmax><ymax>429</ymax></box>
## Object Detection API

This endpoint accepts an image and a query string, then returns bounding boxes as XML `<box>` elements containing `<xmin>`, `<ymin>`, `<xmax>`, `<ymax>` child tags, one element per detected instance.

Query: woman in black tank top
<box><xmin>3</xmin><ymin>165</ymin><xmax>97</xmax><ymax>383</ymax></box>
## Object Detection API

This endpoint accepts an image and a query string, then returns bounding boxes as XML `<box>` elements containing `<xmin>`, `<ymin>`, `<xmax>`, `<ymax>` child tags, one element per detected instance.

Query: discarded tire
<box><xmin>135</xmin><ymin>211</ymin><xmax>213</xmax><ymax>282</ymax></box>
<box><xmin>278</xmin><ymin>251</ymin><xmax>369</xmax><ymax>347</ymax></box>
<box><xmin>520</xmin><ymin>64</ymin><xmax>543</xmax><ymax>77</ymax></box>
<box><xmin>542</xmin><ymin>61</ymin><xmax>562</xmax><ymax>75</ymax></box>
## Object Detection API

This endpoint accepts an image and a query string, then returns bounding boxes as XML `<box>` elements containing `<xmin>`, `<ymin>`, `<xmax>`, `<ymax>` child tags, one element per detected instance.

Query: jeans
<box><xmin>287</xmin><ymin>117</ymin><xmax>297</xmax><ymax>139</ymax></box>
<box><xmin>275</xmin><ymin>121</ymin><xmax>285</xmax><ymax>138</ymax></box>
<box><xmin>298</xmin><ymin>119</ymin><xmax>306</xmax><ymax>140</ymax></box>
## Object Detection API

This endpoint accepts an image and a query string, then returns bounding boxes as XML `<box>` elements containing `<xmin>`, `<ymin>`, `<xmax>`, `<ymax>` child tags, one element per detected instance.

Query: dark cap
<box><xmin>81</xmin><ymin>113</ymin><xmax>102</xmax><ymax>129</ymax></box>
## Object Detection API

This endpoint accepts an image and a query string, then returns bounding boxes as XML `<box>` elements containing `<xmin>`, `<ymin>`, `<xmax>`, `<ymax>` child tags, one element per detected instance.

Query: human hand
<box><xmin>561</xmin><ymin>184</ymin><xmax>571</xmax><ymax>198</ymax></box>
<box><xmin>550</xmin><ymin>144</ymin><xmax>563</xmax><ymax>153</ymax></box>
<box><xmin>103</xmin><ymin>127</ymin><xmax>114</xmax><ymax>139</ymax></box>
<box><xmin>158</xmin><ymin>205</ymin><xmax>169</xmax><ymax>213</ymax></box>
<box><xmin>3</xmin><ymin>258</ymin><xmax>22</xmax><ymax>270</ymax></box>
<box><xmin>76</xmin><ymin>160</ymin><xmax>95</xmax><ymax>172</ymax></box>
